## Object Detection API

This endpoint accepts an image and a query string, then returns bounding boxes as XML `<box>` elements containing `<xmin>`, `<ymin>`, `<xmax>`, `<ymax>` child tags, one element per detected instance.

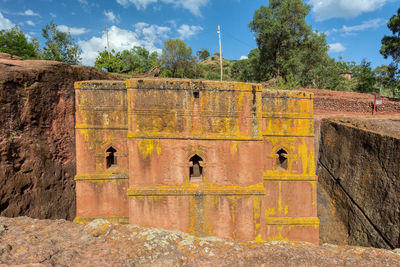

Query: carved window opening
<box><xmin>193</xmin><ymin>91</ymin><xmax>199</xmax><ymax>99</ymax></box>
<box><xmin>106</xmin><ymin>147</ymin><xmax>117</xmax><ymax>169</ymax></box>
<box><xmin>276</xmin><ymin>149</ymin><xmax>288</xmax><ymax>171</ymax></box>
<box><xmin>189</xmin><ymin>154</ymin><xmax>203</xmax><ymax>182</ymax></box>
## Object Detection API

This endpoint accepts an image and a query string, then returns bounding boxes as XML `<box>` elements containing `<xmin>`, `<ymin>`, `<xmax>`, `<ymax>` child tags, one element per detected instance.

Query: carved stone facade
<box><xmin>74</xmin><ymin>78</ymin><xmax>319</xmax><ymax>243</ymax></box>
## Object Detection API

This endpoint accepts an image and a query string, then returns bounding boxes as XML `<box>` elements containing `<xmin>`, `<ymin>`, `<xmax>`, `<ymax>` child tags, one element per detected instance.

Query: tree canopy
<box><xmin>42</xmin><ymin>21</ymin><xmax>82</xmax><ymax>64</ymax></box>
<box><xmin>380</xmin><ymin>8</ymin><xmax>400</xmax><ymax>64</ymax></box>
<box><xmin>196</xmin><ymin>49</ymin><xmax>210</xmax><ymax>61</ymax></box>
<box><xmin>230</xmin><ymin>48</ymin><xmax>261</xmax><ymax>82</ymax></box>
<box><xmin>375</xmin><ymin>64</ymin><xmax>400</xmax><ymax>97</ymax></box>
<box><xmin>94</xmin><ymin>46</ymin><xmax>159</xmax><ymax>74</ymax></box>
<box><xmin>161</xmin><ymin>38</ymin><xmax>197</xmax><ymax>78</ymax></box>
<box><xmin>94</xmin><ymin>49</ymin><xmax>123</xmax><ymax>73</ymax></box>
<box><xmin>120</xmin><ymin>46</ymin><xmax>159</xmax><ymax>74</ymax></box>
<box><xmin>0</xmin><ymin>26</ymin><xmax>37</xmax><ymax>59</ymax></box>
<box><xmin>249</xmin><ymin>0</ymin><xmax>325</xmax><ymax>81</ymax></box>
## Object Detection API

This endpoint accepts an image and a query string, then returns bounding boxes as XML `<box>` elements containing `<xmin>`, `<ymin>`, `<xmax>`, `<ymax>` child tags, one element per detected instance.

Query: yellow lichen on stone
<box><xmin>138</xmin><ymin>139</ymin><xmax>154</xmax><ymax>159</ymax></box>
<box><xmin>230</xmin><ymin>141</ymin><xmax>238</xmax><ymax>153</ymax></box>
<box><xmin>253</xmin><ymin>196</ymin><xmax>262</xmax><ymax>242</ymax></box>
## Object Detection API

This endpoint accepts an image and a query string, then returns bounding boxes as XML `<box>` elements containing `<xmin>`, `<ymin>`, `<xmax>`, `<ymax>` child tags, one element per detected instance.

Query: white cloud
<box><xmin>57</xmin><ymin>25</ymin><xmax>89</xmax><ymax>35</ymax></box>
<box><xmin>25</xmin><ymin>20</ymin><xmax>35</xmax><ymax>26</ymax></box>
<box><xmin>50</xmin><ymin>12</ymin><xmax>56</xmax><ymax>18</ymax></box>
<box><xmin>177</xmin><ymin>24</ymin><xmax>203</xmax><ymax>40</ymax></box>
<box><xmin>117</xmin><ymin>0</ymin><xmax>157</xmax><ymax>8</ymax></box>
<box><xmin>78</xmin><ymin>0</ymin><xmax>89</xmax><ymax>5</ymax></box>
<box><xmin>79</xmin><ymin>25</ymin><xmax>163</xmax><ymax>66</ymax></box>
<box><xmin>167</xmin><ymin>20</ymin><xmax>177</xmax><ymax>28</ymax></box>
<box><xmin>133</xmin><ymin>22</ymin><xmax>171</xmax><ymax>44</ymax></box>
<box><xmin>309</xmin><ymin>0</ymin><xmax>391</xmax><ymax>21</ymax></box>
<box><xmin>79</xmin><ymin>21</ymin><xmax>204</xmax><ymax>66</ymax></box>
<box><xmin>0</xmin><ymin>12</ymin><xmax>13</xmax><ymax>30</ymax></box>
<box><xmin>21</xmin><ymin>9</ymin><xmax>40</xmax><ymax>17</ymax></box>
<box><xmin>116</xmin><ymin>0</ymin><xmax>209</xmax><ymax>16</ymax></box>
<box><xmin>328</xmin><ymin>43</ymin><xmax>346</xmax><ymax>53</ymax></box>
<box><xmin>326</xmin><ymin>18</ymin><xmax>386</xmax><ymax>36</ymax></box>
<box><xmin>104</xmin><ymin>10</ymin><xmax>120</xmax><ymax>23</ymax></box>
<box><xmin>239</xmin><ymin>56</ymin><xmax>248</xmax><ymax>60</ymax></box>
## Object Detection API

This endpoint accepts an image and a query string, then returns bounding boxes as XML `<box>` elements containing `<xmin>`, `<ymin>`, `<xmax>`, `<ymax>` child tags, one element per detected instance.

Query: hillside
<box><xmin>198</xmin><ymin>56</ymin><xmax>235</xmax><ymax>80</ymax></box>
<box><xmin>2</xmin><ymin>55</ymin><xmax>400</xmax><ymax>258</ymax></box>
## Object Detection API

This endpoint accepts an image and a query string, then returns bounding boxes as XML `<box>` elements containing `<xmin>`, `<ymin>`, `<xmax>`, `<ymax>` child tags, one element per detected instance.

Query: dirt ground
<box><xmin>301</xmin><ymin>88</ymin><xmax>400</xmax><ymax>137</ymax></box>
<box><xmin>302</xmin><ymin>88</ymin><xmax>400</xmax><ymax>116</ymax></box>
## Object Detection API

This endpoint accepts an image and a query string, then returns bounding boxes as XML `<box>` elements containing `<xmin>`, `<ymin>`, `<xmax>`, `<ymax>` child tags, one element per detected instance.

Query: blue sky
<box><xmin>0</xmin><ymin>0</ymin><xmax>398</xmax><ymax>68</ymax></box>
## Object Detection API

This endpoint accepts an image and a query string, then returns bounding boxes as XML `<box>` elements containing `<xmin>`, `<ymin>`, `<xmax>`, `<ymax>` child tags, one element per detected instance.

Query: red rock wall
<box><xmin>0</xmin><ymin>55</ymin><xmax>121</xmax><ymax>220</ymax></box>
<box><xmin>317</xmin><ymin>118</ymin><xmax>400</xmax><ymax>248</ymax></box>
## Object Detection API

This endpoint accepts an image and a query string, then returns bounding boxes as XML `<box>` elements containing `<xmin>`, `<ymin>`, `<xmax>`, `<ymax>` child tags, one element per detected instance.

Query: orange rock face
<box><xmin>74</xmin><ymin>78</ymin><xmax>318</xmax><ymax>243</ymax></box>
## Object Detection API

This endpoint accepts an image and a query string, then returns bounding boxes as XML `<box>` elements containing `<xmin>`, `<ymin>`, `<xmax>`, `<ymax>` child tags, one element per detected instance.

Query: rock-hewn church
<box><xmin>74</xmin><ymin>78</ymin><xmax>319</xmax><ymax>243</ymax></box>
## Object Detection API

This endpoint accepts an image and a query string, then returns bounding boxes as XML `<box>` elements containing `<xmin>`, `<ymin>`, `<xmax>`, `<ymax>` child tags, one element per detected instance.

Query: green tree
<box><xmin>42</xmin><ymin>21</ymin><xmax>82</xmax><ymax>64</ymax></box>
<box><xmin>378</xmin><ymin>7</ymin><xmax>400</xmax><ymax>97</ymax></box>
<box><xmin>249</xmin><ymin>0</ymin><xmax>329</xmax><ymax>85</ymax></box>
<box><xmin>148</xmin><ymin>51</ymin><xmax>160</xmax><ymax>69</ymax></box>
<box><xmin>94</xmin><ymin>49</ymin><xmax>123</xmax><ymax>73</ymax></box>
<box><xmin>120</xmin><ymin>46</ymin><xmax>159</xmax><ymax>74</ymax></box>
<box><xmin>230</xmin><ymin>48</ymin><xmax>262</xmax><ymax>82</ymax></box>
<box><xmin>380</xmin><ymin>8</ymin><xmax>400</xmax><ymax>64</ymax></box>
<box><xmin>352</xmin><ymin>59</ymin><xmax>377</xmax><ymax>93</ymax></box>
<box><xmin>249</xmin><ymin>0</ymin><xmax>310</xmax><ymax>79</ymax></box>
<box><xmin>196</xmin><ymin>48</ymin><xmax>210</xmax><ymax>61</ymax></box>
<box><xmin>299</xmin><ymin>31</ymin><xmax>330</xmax><ymax>86</ymax></box>
<box><xmin>374</xmin><ymin>64</ymin><xmax>400</xmax><ymax>97</ymax></box>
<box><xmin>0</xmin><ymin>26</ymin><xmax>37</xmax><ymax>59</ymax></box>
<box><xmin>161</xmin><ymin>38</ymin><xmax>195</xmax><ymax>78</ymax></box>
<box><xmin>309</xmin><ymin>58</ymin><xmax>354</xmax><ymax>91</ymax></box>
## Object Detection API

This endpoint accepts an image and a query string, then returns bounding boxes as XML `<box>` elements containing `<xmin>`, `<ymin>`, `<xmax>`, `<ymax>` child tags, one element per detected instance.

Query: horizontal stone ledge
<box><xmin>77</xmin><ymin>107</ymin><xmax>128</xmax><ymax>111</ymax></box>
<box><xmin>75</xmin><ymin>81</ymin><xmax>126</xmax><ymax>90</ymax></box>
<box><xmin>265</xmin><ymin>217</ymin><xmax>319</xmax><ymax>226</ymax></box>
<box><xmin>74</xmin><ymin>216</ymin><xmax>129</xmax><ymax>224</ymax></box>
<box><xmin>262</xmin><ymin>90</ymin><xmax>313</xmax><ymax>99</ymax></box>
<box><xmin>263</xmin><ymin>175</ymin><xmax>318</xmax><ymax>181</ymax></box>
<box><xmin>262</xmin><ymin>134</ymin><xmax>315</xmax><ymax>137</ymax></box>
<box><xmin>75</xmin><ymin>173</ymin><xmax>129</xmax><ymax>181</ymax></box>
<box><xmin>127</xmin><ymin>184</ymin><xmax>266</xmax><ymax>196</ymax></box>
<box><xmin>127</xmin><ymin>133</ymin><xmax>263</xmax><ymax>141</ymax></box>
<box><xmin>261</xmin><ymin>115</ymin><xmax>313</xmax><ymax>119</ymax></box>
<box><xmin>75</xmin><ymin>125</ymin><xmax>128</xmax><ymax>130</ymax></box>
<box><xmin>129</xmin><ymin>111</ymin><xmax>255</xmax><ymax>118</ymax></box>
<box><xmin>126</xmin><ymin>78</ymin><xmax>263</xmax><ymax>92</ymax></box>
<box><xmin>127</xmin><ymin>87</ymin><xmax>262</xmax><ymax>93</ymax></box>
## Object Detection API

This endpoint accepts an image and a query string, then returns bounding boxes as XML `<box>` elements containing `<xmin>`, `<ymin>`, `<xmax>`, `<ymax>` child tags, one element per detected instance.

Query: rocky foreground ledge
<box><xmin>0</xmin><ymin>217</ymin><xmax>399</xmax><ymax>267</ymax></box>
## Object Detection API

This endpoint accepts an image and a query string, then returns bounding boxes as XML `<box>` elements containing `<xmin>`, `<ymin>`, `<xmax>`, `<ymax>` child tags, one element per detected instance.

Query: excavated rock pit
<box><xmin>1</xmin><ymin>53</ymin><xmax>400</xmax><ymax>257</ymax></box>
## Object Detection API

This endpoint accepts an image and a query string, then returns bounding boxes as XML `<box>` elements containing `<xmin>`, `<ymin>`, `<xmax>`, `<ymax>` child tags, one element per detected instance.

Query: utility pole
<box><xmin>106</xmin><ymin>25</ymin><xmax>110</xmax><ymax>59</ymax></box>
<box><xmin>218</xmin><ymin>25</ymin><xmax>223</xmax><ymax>81</ymax></box>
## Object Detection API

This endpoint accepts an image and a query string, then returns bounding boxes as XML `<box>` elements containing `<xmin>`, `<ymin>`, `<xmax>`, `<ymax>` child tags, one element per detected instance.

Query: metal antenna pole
<box><xmin>218</xmin><ymin>25</ymin><xmax>223</xmax><ymax>81</ymax></box>
<box><xmin>106</xmin><ymin>25</ymin><xmax>110</xmax><ymax>59</ymax></box>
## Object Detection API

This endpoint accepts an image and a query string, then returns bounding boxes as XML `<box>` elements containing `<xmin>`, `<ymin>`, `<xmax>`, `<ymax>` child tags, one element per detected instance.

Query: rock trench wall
<box><xmin>0</xmin><ymin>55</ymin><xmax>120</xmax><ymax>220</ymax></box>
<box><xmin>317</xmin><ymin>118</ymin><xmax>400</xmax><ymax>248</ymax></box>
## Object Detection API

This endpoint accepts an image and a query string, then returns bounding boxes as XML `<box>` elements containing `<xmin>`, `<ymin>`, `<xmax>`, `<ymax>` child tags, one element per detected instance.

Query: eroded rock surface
<box><xmin>317</xmin><ymin>118</ymin><xmax>400</xmax><ymax>248</ymax></box>
<box><xmin>0</xmin><ymin>216</ymin><xmax>400</xmax><ymax>266</ymax></box>
<box><xmin>0</xmin><ymin>55</ymin><xmax>121</xmax><ymax>220</ymax></box>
